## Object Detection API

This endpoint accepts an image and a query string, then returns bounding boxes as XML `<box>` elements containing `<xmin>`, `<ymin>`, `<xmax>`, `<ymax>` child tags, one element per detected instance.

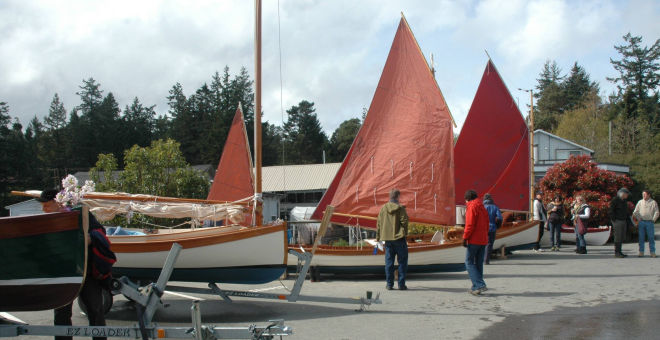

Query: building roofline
<box><xmin>534</xmin><ymin>129</ymin><xmax>595</xmax><ymax>153</ymax></box>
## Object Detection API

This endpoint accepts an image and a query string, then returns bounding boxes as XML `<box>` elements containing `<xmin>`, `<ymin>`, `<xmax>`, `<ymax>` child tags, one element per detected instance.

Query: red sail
<box><xmin>454</xmin><ymin>60</ymin><xmax>530</xmax><ymax>212</ymax></box>
<box><xmin>207</xmin><ymin>105</ymin><xmax>255</xmax><ymax>203</ymax></box>
<box><xmin>312</xmin><ymin>17</ymin><xmax>456</xmax><ymax>228</ymax></box>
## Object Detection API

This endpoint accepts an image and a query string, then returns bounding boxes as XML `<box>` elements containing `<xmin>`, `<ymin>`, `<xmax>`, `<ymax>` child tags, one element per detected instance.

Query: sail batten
<box><xmin>454</xmin><ymin>60</ymin><xmax>530</xmax><ymax>212</ymax></box>
<box><xmin>312</xmin><ymin>18</ymin><xmax>456</xmax><ymax>228</ymax></box>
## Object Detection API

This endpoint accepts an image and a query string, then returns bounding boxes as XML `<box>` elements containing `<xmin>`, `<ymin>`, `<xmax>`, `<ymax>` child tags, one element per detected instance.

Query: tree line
<box><xmin>0</xmin><ymin>66</ymin><xmax>362</xmax><ymax>215</ymax></box>
<box><xmin>533</xmin><ymin>33</ymin><xmax>659</xmax><ymax>197</ymax></box>
<box><xmin>1</xmin><ymin>33</ymin><xmax>657</xmax><ymax>215</ymax></box>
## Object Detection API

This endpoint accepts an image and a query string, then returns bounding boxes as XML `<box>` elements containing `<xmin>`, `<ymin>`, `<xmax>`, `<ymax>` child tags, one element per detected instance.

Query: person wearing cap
<box><xmin>533</xmin><ymin>192</ymin><xmax>547</xmax><ymax>251</ymax></box>
<box><xmin>482</xmin><ymin>193</ymin><xmax>502</xmax><ymax>265</ymax></box>
<box><xmin>610</xmin><ymin>188</ymin><xmax>631</xmax><ymax>258</ymax></box>
<box><xmin>633</xmin><ymin>190</ymin><xmax>659</xmax><ymax>258</ymax></box>
<box><xmin>39</xmin><ymin>189</ymin><xmax>109</xmax><ymax>340</ymax></box>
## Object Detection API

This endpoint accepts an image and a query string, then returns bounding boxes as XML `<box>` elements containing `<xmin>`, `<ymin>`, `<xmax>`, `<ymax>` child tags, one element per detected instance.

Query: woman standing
<box><xmin>571</xmin><ymin>195</ymin><xmax>590</xmax><ymax>254</ymax></box>
<box><xmin>547</xmin><ymin>197</ymin><xmax>564</xmax><ymax>251</ymax></box>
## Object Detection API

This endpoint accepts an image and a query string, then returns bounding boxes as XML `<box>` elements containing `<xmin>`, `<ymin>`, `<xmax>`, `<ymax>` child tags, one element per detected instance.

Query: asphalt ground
<box><xmin>4</xmin><ymin>230</ymin><xmax>660</xmax><ymax>340</ymax></box>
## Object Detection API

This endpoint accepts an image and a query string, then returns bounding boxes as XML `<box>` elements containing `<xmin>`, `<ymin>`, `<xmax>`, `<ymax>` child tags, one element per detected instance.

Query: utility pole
<box><xmin>519</xmin><ymin>88</ymin><xmax>534</xmax><ymax>220</ymax></box>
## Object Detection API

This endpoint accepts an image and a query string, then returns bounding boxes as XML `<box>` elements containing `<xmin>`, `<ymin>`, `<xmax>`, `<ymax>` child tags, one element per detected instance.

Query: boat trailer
<box><xmin>0</xmin><ymin>244</ymin><xmax>292</xmax><ymax>340</ymax></box>
<box><xmin>167</xmin><ymin>206</ymin><xmax>381</xmax><ymax>311</ymax></box>
<box><xmin>167</xmin><ymin>249</ymin><xmax>381</xmax><ymax>312</ymax></box>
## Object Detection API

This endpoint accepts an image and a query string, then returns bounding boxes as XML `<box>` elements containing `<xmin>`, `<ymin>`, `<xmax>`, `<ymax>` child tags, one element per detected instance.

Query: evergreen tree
<box><xmin>283</xmin><ymin>100</ymin><xmax>329</xmax><ymax>164</ymax></box>
<box><xmin>329</xmin><ymin>117</ymin><xmax>361</xmax><ymax>162</ymax></box>
<box><xmin>121</xmin><ymin>97</ymin><xmax>156</xmax><ymax>149</ymax></box>
<box><xmin>262</xmin><ymin>122</ymin><xmax>283</xmax><ymax>166</ymax></box>
<box><xmin>534</xmin><ymin>61</ymin><xmax>599</xmax><ymax>132</ymax></box>
<box><xmin>44</xmin><ymin>94</ymin><xmax>67</xmax><ymax>130</ymax></box>
<box><xmin>607</xmin><ymin>33</ymin><xmax>660</xmax><ymax>133</ymax></box>
<box><xmin>563</xmin><ymin>62</ymin><xmax>599</xmax><ymax>112</ymax></box>
<box><xmin>535</xmin><ymin>60</ymin><xmax>564</xmax><ymax>98</ymax></box>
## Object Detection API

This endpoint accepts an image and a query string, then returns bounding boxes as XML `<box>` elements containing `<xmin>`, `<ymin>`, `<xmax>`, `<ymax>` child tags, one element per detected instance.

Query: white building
<box><xmin>5</xmin><ymin>199</ymin><xmax>42</xmax><ymax>216</ymax></box>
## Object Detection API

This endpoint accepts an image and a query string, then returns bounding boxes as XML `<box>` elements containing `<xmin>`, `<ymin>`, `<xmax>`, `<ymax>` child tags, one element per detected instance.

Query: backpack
<box><xmin>89</xmin><ymin>228</ymin><xmax>117</xmax><ymax>280</ymax></box>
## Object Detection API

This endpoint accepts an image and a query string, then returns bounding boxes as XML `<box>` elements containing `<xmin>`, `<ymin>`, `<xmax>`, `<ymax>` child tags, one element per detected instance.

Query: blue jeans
<box><xmin>385</xmin><ymin>238</ymin><xmax>408</xmax><ymax>288</ymax></box>
<box><xmin>465</xmin><ymin>244</ymin><xmax>486</xmax><ymax>291</ymax></box>
<box><xmin>638</xmin><ymin>221</ymin><xmax>656</xmax><ymax>253</ymax></box>
<box><xmin>484</xmin><ymin>231</ymin><xmax>496</xmax><ymax>263</ymax></box>
<box><xmin>549</xmin><ymin>220</ymin><xmax>562</xmax><ymax>247</ymax></box>
<box><xmin>574</xmin><ymin>225</ymin><xmax>586</xmax><ymax>248</ymax></box>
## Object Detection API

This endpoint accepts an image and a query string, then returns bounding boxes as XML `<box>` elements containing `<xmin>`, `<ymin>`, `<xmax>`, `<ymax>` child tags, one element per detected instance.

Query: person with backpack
<box><xmin>482</xmin><ymin>193</ymin><xmax>502</xmax><ymax>265</ymax></box>
<box><xmin>38</xmin><ymin>189</ymin><xmax>116</xmax><ymax>340</ymax></box>
<box><xmin>571</xmin><ymin>195</ymin><xmax>590</xmax><ymax>254</ymax></box>
<box><xmin>547</xmin><ymin>197</ymin><xmax>564</xmax><ymax>251</ymax></box>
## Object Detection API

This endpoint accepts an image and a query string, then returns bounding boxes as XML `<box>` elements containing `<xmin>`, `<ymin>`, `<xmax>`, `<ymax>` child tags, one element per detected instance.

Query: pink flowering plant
<box><xmin>55</xmin><ymin>174</ymin><xmax>95</xmax><ymax>207</ymax></box>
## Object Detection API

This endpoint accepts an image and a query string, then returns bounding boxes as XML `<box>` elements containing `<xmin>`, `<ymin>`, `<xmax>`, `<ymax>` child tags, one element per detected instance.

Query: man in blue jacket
<box><xmin>482</xmin><ymin>193</ymin><xmax>502</xmax><ymax>265</ymax></box>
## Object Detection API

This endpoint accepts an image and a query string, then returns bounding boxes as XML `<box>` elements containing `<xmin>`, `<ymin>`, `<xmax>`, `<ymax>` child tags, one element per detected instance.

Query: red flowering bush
<box><xmin>539</xmin><ymin>155</ymin><xmax>633</xmax><ymax>227</ymax></box>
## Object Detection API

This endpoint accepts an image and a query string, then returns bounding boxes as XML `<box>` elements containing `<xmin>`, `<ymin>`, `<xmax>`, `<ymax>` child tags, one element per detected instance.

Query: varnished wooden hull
<box><xmin>0</xmin><ymin>212</ymin><xmax>86</xmax><ymax>312</ymax></box>
<box><xmin>109</xmin><ymin>224</ymin><xmax>288</xmax><ymax>284</ymax></box>
<box><xmin>287</xmin><ymin>221</ymin><xmax>540</xmax><ymax>274</ymax></box>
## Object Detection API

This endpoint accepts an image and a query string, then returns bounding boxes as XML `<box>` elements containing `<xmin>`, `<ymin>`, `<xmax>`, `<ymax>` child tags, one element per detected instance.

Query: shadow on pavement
<box><xmin>105</xmin><ymin>298</ymin><xmax>434</xmax><ymax>323</ymax></box>
<box><xmin>475</xmin><ymin>299</ymin><xmax>660</xmax><ymax>340</ymax></box>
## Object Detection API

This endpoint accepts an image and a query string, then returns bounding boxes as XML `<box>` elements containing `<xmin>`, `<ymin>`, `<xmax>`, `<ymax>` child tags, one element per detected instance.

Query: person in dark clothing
<box><xmin>38</xmin><ymin>189</ymin><xmax>112</xmax><ymax>340</ymax></box>
<box><xmin>547</xmin><ymin>197</ymin><xmax>564</xmax><ymax>251</ymax></box>
<box><xmin>610</xmin><ymin>188</ymin><xmax>631</xmax><ymax>258</ymax></box>
<box><xmin>482</xmin><ymin>193</ymin><xmax>502</xmax><ymax>265</ymax></box>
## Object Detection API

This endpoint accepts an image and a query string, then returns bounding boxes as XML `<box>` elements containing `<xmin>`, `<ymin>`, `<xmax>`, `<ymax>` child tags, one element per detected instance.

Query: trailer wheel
<box><xmin>78</xmin><ymin>289</ymin><xmax>114</xmax><ymax>315</ymax></box>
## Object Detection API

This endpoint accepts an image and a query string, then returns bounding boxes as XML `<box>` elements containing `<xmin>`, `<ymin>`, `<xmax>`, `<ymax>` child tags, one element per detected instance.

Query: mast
<box><xmin>253</xmin><ymin>0</ymin><xmax>263</xmax><ymax>226</ymax></box>
<box><xmin>528</xmin><ymin>90</ymin><xmax>534</xmax><ymax>220</ymax></box>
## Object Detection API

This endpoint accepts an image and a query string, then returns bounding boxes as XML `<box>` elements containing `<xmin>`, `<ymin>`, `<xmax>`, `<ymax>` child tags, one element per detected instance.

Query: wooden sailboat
<box><xmin>104</xmin><ymin>9</ymin><xmax>288</xmax><ymax>282</ymax></box>
<box><xmin>0</xmin><ymin>211</ymin><xmax>87</xmax><ymax>311</ymax></box>
<box><xmin>286</xmin><ymin>15</ymin><xmax>467</xmax><ymax>274</ymax></box>
<box><xmin>454</xmin><ymin>59</ymin><xmax>540</xmax><ymax>251</ymax></box>
<box><xmin>102</xmin><ymin>100</ymin><xmax>288</xmax><ymax>284</ymax></box>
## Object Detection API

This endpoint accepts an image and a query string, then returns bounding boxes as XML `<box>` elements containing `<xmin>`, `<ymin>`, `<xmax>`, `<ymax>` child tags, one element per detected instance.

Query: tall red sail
<box><xmin>454</xmin><ymin>60</ymin><xmax>529</xmax><ymax>212</ymax></box>
<box><xmin>207</xmin><ymin>105</ymin><xmax>255</xmax><ymax>202</ymax></box>
<box><xmin>312</xmin><ymin>17</ymin><xmax>456</xmax><ymax>228</ymax></box>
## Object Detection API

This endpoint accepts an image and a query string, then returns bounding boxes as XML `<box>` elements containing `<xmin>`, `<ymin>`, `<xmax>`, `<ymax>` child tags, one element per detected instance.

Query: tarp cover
<box><xmin>207</xmin><ymin>105</ymin><xmax>255</xmax><ymax>203</ymax></box>
<box><xmin>454</xmin><ymin>60</ymin><xmax>530</xmax><ymax>212</ymax></box>
<box><xmin>312</xmin><ymin>17</ymin><xmax>456</xmax><ymax>228</ymax></box>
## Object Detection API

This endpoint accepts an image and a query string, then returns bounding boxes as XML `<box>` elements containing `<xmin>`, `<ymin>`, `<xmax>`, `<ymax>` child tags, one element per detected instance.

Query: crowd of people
<box><xmin>377</xmin><ymin>187</ymin><xmax>659</xmax><ymax>296</ymax></box>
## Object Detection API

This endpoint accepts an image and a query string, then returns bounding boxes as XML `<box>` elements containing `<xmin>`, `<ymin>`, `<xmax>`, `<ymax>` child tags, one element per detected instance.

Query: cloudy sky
<box><xmin>1</xmin><ymin>0</ymin><xmax>658</xmax><ymax>134</ymax></box>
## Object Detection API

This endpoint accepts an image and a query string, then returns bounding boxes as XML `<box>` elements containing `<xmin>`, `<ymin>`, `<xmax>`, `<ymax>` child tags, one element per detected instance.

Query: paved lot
<box><xmin>5</xmin><ymin>232</ymin><xmax>660</xmax><ymax>339</ymax></box>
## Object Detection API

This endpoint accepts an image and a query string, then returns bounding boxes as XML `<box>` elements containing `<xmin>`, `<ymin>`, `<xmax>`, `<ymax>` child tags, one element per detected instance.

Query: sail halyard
<box><xmin>312</xmin><ymin>16</ymin><xmax>456</xmax><ymax>229</ymax></box>
<box><xmin>454</xmin><ymin>60</ymin><xmax>530</xmax><ymax>212</ymax></box>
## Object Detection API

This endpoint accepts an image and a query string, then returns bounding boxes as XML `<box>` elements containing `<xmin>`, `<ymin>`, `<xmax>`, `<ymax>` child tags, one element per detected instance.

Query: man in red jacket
<box><xmin>462</xmin><ymin>190</ymin><xmax>489</xmax><ymax>295</ymax></box>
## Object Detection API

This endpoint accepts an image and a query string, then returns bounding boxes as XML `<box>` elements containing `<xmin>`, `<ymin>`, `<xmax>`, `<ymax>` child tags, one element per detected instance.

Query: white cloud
<box><xmin>0</xmin><ymin>0</ymin><xmax>657</xmax><ymax>139</ymax></box>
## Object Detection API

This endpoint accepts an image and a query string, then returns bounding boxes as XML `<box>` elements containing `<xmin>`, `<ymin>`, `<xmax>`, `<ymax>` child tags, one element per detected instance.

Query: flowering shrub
<box><xmin>539</xmin><ymin>155</ymin><xmax>633</xmax><ymax>226</ymax></box>
<box><xmin>55</xmin><ymin>174</ymin><xmax>95</xmax><ymax>207</ymax></box>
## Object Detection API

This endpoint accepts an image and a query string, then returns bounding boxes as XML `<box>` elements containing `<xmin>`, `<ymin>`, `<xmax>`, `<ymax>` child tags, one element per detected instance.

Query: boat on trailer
<box><xmin>290</xmin><ymin>15</ymin><xmax>462</xmax><ymax>273</ymax></box>
<box><xmin>288</xmin><ymin>23</ymin><xmax>539</xmax><ymax>275</ymax></box>
<box><xmin>0</xmin><ymin>211</ymin><xmax>87</xmax><ymax>311</ymax></box>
